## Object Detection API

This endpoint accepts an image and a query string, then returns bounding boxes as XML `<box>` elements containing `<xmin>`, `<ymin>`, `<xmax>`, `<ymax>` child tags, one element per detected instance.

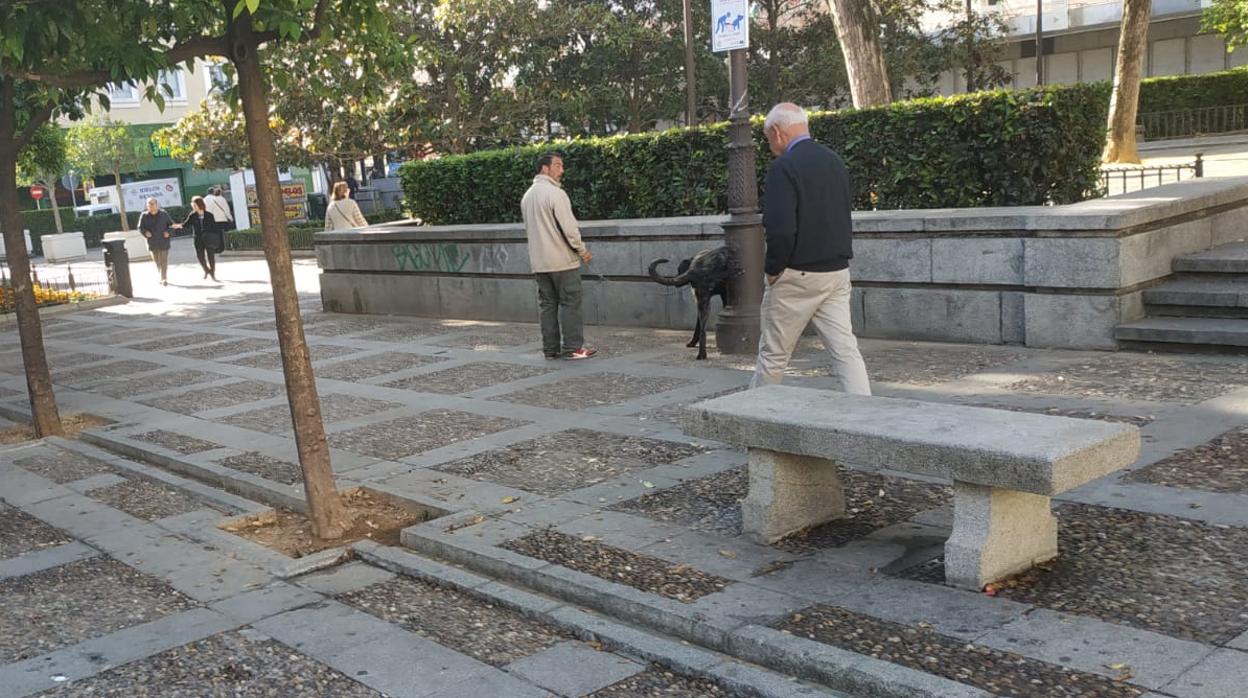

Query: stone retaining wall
<box><xmin>316</xmin><ymin>177</ymin><xmax>1248</xmax><ymax>350</ymax></box>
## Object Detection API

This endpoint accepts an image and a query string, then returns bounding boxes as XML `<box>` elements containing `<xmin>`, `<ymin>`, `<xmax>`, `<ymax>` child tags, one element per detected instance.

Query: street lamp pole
<box><xmin>683</xmin><ymin>0</ymin><xmax>697</xmax><ymax>127</ymax></box>
<box><xmin>1035</xmin><ymin>0</ymin><xmax>1045</xmax><ymax>85</ymax></box>
<box><xmin>714</xmin><ymin>46</ymin><xmax>764</xmax><ymax>355</ymax></box>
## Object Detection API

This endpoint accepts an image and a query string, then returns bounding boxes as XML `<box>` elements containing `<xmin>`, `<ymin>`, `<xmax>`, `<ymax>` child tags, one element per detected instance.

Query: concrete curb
<box><xmin>397</xmin><ymin>524</ymin><xmax>989</xmax><ymax>698</ymax></box>
<box><xmin>0</xmin><ymin>295</ymin><xmax>128</xmax><ymax>327</ymax></box>
<box><xmin>351</xmin><ymin>540</ymin><xmax>852</xmax><ymax>698</ymax></box>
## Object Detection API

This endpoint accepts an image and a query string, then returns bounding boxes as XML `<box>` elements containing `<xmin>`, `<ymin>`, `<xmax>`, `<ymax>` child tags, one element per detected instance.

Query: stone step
<box><xmin>1115</xmin><ymin>317</ymin><xmax>1248</xmax><ymax>348</ymax></box>
<box><xmin>1173</xmin><ymin>242</ymin><xmax>1248</xmax><ymax>274</ymax></box>
<box><xmin>1142</xmin><ymin>279</ymin><xmax>1248</xmax><ymax>309</ymax></box>
<box><xmin>1149</xmin><ymin>305</ymin><xmax>1248</xmax><ymax>319</ymax></box>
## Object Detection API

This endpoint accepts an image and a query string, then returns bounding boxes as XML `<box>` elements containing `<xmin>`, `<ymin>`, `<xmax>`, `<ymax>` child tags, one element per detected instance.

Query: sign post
<box><xmin>30</xmin><ymin>184</ymin><xmax>45</xmax><ymax>210</ymax></box>
<box><xmin>711</xmin><ymin>0</ymin><xmax>763</xmax><ymax>355</ymax></box>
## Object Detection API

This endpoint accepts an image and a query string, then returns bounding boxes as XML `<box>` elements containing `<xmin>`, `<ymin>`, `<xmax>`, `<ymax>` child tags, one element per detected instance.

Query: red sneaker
<box><xmin>566</xmin><ymin>347</ymin><xmax>598</xmax><ymax>360</ymax></box>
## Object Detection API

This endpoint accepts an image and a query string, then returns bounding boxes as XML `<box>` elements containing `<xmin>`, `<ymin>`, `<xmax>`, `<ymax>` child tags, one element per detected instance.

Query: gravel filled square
<box><xmin>35</xmin><ymin>630</ymin><xmax>382</xmax><ymax>697</ymax></box>
<box><xmin>590</xmin><ymin>667</ymin><xmax>743</xmax><ymax>697</ymax></box>
<box><xmin>341</xmin><ymin>575</ymin><xmax>571</xmax><ymax>666</ymax></box>
<box><xmin>438</xmin><ymin>428</ymin><xmax>704</xmax><ymax>495</ymax></box>
<box><xmin>861</xmin><ymin>343</ymin><xmax>1029</xmax><ymax>386</ymax></box>
<box><xmin>329</xmin><ymin>410</ymin><xmax>529</xmax><ymax>460</ymax></box>
<box><xmin>433</xmin><ymin>326</ymin><xmax>536</xmax><ymax>350</ymax></box>
<box><xmin>314</xmin><ymin>351</ymin><xmax>448</xmax><ymax>382</ymax></box>
<box><xmin>215</xmin><ymin>452</ymin><xmax>302</xmax><ymax>485</ymax></box>
<box><xmin>357</xmin><ymin>321</ymin><xmax>447</xmax><ymax>343</ymax></box>
<box><xmin>227</xmin><ymin>344</ymin><xmax>359</xmax><ymax>370</ymax></box>
<box><xmin>776</xmin><ymin>605</ymin><xmax>1143</xmax><ymax>698</ymax></box>
<box><xmin>170</xmin><ymin>338</ymin><xmax>275</xmax><ymax>360</ymax></box>
<box><xmin>0</xmin><ymin>385</ymin><xmax>22</xmax><ymax>398</ymax></box>
<box><xmin>495</xmin><ymin>372</ymin><xmax>696</xmax><ymax>410</ymax></box>
<box><xmin>0</xmin><ymin>556</ymin><xmax>195</xmax><ymax>663</ymax></box>
<box><xmin>222</xmin><ymin>394</ymin><xmax>403</xmax><ymax>436</ymax></box>
<box><xmin>53</xmin><ymin>359</ymin><xmax>164</xmax><ymax>388</ymax></box>
<box><xmin>95</xmin><ymin>370</ymin><xmax>225</xmax><ymax>399</ymax></box>
<box><xmin>122</xmin><ymin>332</ymin><xmax>229</xmax><ymax>352</ymax></box>
<box><xmin>0</xmin><ymin>503</ymin><xmax>72</xmax><ymax>559</ymax></box>
<box><xmin>139</xmin><ymin>380</ymin><xmax>285</xmax><ymax>415</ymax></box>
<box><xmin>1123</xmin><ymin>426</ymin><xmax>1248</xmax><ymax>493</ymax></box>
<box><xmin>48</xmin><ymin>351</ymin><xmax>112</xmax><ymax>368</ymax></box>
<box><xmin>586</xmin><ymin>329</ymin><xmax>694</xmax><ymax>358</ymax></box>
<box><xmin>502</xmin><ymin>529</ymin><xmax>731</xmax><ymax>602</ymax></box>
<box><xmin>1007</xmin><ymin>355</ymin><xmax>1248</xmax><ymax>404</ymax></box>
<box><xmin>611</xmin><ymin>467</ymin><xmax>951</xmax><ymax>549</ymax></box>
<box><xmin>131</xmin><ymin>429</ymin><xmax>222</xmax><ymax>454</ymax></box>
<box><xmin>967</xmin><ymin>403</ymin><xmax>1155</xmax><ymax>427</ymax></box>
<box><xmin>88</xmin><ymin>477</ymin><xmax>225</xmax><ymax>521</ymax></box>
<box><xmin>14</xmin><ymin>447</ymin><xmax>118</xmax><ymax>483</ymax></box>
<box><xmin>302</xmin><ymin>316</ymin><xmax>399</xmax><ymax>337</ymax></box>
<box><xmin>639</xmin><ymin>387</ymin><xmax>748</xmax><ymax>424</ymax></box>
<box><xmin>231</xmin><ymin>319</ymin><xmax>278</xmax><ymax>333</ymax></box>
<box><xmin>384</xmin><ymin>361</ymin><xmax>554</xmax><ymax>395</ymax></box>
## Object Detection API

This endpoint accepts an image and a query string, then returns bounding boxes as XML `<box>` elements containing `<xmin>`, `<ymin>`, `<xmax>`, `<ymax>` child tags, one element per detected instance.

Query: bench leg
<box><xmin>741</xmin><ymin>448</ymin><xmax>845</xmax><ymax>544</ymax></box>
<box><xmin>944</xmin><ymin>482</ymin><xmax>1058</xmax><ymax>590</ymax></box>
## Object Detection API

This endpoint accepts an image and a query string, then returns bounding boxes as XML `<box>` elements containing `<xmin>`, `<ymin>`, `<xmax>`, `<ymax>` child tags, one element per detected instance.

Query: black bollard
<box><xmin>102</xmin><ymin>239</ymin><xmax>133</xmax><ymax>298</ymax></box>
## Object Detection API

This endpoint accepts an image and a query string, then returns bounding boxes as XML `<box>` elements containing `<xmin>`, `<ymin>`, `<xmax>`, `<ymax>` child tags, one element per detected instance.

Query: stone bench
<box><xmin>682</xmin><ymin>386</ymin><xmax>1141</xmax><ymax>589</ymax></box>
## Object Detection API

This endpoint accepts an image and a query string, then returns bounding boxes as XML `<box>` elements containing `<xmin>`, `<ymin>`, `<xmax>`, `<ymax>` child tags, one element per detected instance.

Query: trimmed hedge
<box><xmin>23</xmin><ymin>206</ymin><xmax>191</xmax><ymax>255</ymax></box>
<box><xmin>1137</xmin><ymin>66</ymin><xmax>1248</xmax><ymax>114</ymax></box>
<box><xmin>401</xmin><ymin>83</ymin><xmax>1109</xmax><ymax>224</ymax></box>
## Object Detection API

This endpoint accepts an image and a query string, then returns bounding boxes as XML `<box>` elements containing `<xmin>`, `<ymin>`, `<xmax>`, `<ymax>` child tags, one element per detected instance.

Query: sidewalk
<box><xmin>0</xmin><ymin>250</ymin><xmax>1246</xmax><ymax>697</ymax></box>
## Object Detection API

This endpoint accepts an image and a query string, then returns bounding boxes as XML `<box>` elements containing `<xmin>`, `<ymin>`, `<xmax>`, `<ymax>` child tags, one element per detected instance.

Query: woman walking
<box><xmin>183</xmin><ymin>196</ymin><xmax>221</xmax><ymax>281</ymax></box>
<box><xmin>324</xmin><ymin>181</ymin><xmax>368</xmax><ymax>231</ymax></box>
<box><xmin>138</xmin><ymin>197</ymin><xmax>176</xmax><ymax>286</ymax></box>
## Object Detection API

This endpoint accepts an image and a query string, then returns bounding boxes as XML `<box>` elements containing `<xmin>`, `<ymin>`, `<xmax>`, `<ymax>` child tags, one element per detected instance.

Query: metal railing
<box><xmin>1137</xmin><ymin>104</ymin><xmax>1248</xmax><ymax>141</ymax></box>
<box><xmin>0</xmin><ymin>262</ymin><xmax>111</xmax><ymax>314</ymax></box>
<box><xmin>1100</xmin><ymin>153</ymin><xmax>1203</xmax><ymax>197</ymax></box>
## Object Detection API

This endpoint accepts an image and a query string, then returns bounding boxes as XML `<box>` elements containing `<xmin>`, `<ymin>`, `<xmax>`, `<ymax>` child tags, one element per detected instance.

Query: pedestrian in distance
<box><xmin>520</xmin><ymin>152</ymin><xmax>597</xmax><ymax>360</ymax></box>
<box><xmin>750</xmin><ymin>103</ymin><xmax>871</xmax><ymax>395</ymax></box>
<box><xmin>138</xmin><ymin>197</ymin><xmax>176</xmax><ymax>287</ymax></box>
<box><xmin>203</xmin><ymin>186</ymin><xmax>234</xmax><ymax>233</ymax></box>
<box><xmin>182</xmin><ymin>195</ymin><xmax>221</xmax><ymax>282</ymax></box>
<box><xmin>324</xmin><ymin>181</ymin><xmax>368</xmax><ymax>231</ymax></box>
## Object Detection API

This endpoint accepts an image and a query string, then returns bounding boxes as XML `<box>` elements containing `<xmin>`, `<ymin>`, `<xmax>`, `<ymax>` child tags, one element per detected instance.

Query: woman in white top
<box><xmin>324</xmin><ymin>181</ymin><xmax>369</xmax><ymax>230</ymax></box>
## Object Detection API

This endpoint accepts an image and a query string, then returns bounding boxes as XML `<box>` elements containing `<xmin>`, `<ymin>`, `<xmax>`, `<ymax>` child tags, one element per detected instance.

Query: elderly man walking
<box><xmin>521</xmin><ymin>152</ymin><xmax>597</xmax><ymax>360</ymax></box>
<box><xmin>750</xmin><ymin>103</ymin><xmax>870</xmax><ymax>394</ymax></box>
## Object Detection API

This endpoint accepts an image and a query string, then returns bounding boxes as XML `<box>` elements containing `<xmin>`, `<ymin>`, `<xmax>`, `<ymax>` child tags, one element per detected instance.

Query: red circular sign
<box><xmin>29</xmin><ymin>185</ymin><xmax>45</xmax><ymax>200</ymax></box>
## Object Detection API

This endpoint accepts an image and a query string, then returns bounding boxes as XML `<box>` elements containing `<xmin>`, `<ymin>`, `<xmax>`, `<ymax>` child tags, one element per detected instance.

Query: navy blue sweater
<box><xmin>761</xmin><ymin>139</ymin><xmax>854</xmax><ymax>276</ymax></box>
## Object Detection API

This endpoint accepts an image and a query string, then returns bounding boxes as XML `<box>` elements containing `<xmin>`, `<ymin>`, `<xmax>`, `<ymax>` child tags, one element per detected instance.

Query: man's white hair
<box><xmin>764</xmin><ymin>103</ymin><xmax>808</xmax><ymax>133</ymax></box>
<box><xmin>146</xmin><ymin>197</ymin><xmax>159</xmax><ymax>205</ymax></box>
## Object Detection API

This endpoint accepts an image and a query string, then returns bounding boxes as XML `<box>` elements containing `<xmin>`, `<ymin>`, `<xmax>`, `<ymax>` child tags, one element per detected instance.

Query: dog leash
<box><xmin>583</xmin><ymin>260</ymin><xmax>690</xmax><ymax>298</ymax></box>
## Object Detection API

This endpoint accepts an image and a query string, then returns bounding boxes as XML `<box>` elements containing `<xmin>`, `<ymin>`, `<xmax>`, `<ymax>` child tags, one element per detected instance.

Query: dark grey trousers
<box><xmin>535</xmin><ymin>268</ymin><xmax>584</xmax><ymax>356</ymax></box>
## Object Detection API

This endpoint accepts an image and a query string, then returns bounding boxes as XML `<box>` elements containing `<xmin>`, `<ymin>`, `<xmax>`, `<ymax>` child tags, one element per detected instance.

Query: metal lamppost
<box><xmin>712</xmin><ymin>1</ymin><xmax>764</xmax><ymax>355</ymax></box>
<box><xmin>1035</xmin><ymin>0</ymin><xmax>1045</xmax><ymax>85</ymax></box>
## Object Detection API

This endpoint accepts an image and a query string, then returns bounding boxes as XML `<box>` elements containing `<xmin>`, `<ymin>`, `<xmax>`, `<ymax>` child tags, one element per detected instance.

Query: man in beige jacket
<box><xmin>521</xmin><ymin>152</ymin><xmax>596</xmax><ymax>360</ymax></box>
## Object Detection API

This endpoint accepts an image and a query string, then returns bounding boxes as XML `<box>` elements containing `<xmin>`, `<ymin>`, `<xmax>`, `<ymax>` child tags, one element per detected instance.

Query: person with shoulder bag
<box><xmin>324</xmin><ymin>181</ymin><xmax>368</xmax><ymax>231</ymax></box>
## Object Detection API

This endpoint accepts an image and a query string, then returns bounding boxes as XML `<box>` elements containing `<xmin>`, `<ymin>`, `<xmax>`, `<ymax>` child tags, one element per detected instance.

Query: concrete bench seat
<box><xmin>682</xmin><ymin>386</ymin><xmax>1141</xmax><ymax>589</ymax></box>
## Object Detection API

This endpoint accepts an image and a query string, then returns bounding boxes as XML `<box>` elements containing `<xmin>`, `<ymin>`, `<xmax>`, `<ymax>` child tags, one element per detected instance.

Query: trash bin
<box><xmin>42</xmin><ymin>232</ymin><xmax>88</xmax><ymax>263</ymax></box>
<box><xmin>102</xmin><ymin>239</ymin><xmax>133</xmax><ymax>298</ymax></box>
<box><xmin>307</xmin><ymin>193</ymin><xmax>327</xmax><ymax>221</ymax></box>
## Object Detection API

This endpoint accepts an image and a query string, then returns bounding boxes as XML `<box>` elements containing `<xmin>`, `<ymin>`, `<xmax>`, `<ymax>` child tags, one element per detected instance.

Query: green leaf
<box><xmin>246</xmin><ymin>0</ymin><xmax>261</xmax><ymax>15</ymax></box>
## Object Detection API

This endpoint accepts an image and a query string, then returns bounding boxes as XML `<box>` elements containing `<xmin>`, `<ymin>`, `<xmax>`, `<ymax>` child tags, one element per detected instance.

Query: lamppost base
<box><xmin>715</xmin><ymin>212</ymin><xmax>764</xmax><ymax>355</ymax></box>
<box><xmin>715</xmin><ymin>304</ymin><xmax>761</xmax><ymax>355</ymax></box>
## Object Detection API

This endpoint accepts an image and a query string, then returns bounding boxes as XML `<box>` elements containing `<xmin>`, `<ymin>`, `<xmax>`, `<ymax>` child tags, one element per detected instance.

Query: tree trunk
<box><xmin>0</xmin><ymin>85</ymin><xmax>62</xmax><ymax>437</ymax></box>
<box><xmin>229</xmin><ymin>13</ymin><xmax>350</xmax><ymax>539</ymax></box>
<box><xmin>825</xmin><ymin>0</ymin><xmax>893</xmax><ymax>108</ymax></box>
<box><xmin>1103</xmin><ymin>0</ymin><xmax>1151</xmax><ymax>164</ymax></box>
<box><xmin>48</xmin><ymin>179</ymin><xmax>63</xmax><ymax>233</ymax></box>
<box><xmin>113</xmin><ymin>167</ymin><xmax>130</xmax><ymax>232</ymax></box>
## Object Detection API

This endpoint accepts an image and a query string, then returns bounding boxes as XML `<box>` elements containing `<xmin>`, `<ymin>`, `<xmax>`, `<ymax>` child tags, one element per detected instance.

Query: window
<box><xmin>108</xmin><ymin>81</ymin><xmax>139</xmax><ymax>104</ymax></box>
<box><xmin>157</xmin><ymin>69</ymin><xmax>186</xmax><ymax>102</ymax></box>
<box><xmin>202</xmin><ymin>60</ymin><xmax>232</xmax><ymax>95</ymax></box>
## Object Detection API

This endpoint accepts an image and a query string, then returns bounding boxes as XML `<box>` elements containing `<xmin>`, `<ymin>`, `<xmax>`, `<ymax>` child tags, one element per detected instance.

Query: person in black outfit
<box><xmin>750</xmin><ymin>102</ymin><xmax>870</xmax><ymax>395</ymax></box>
<box><xmin>182</xmin><ymin>195</ymin><xmax>221</xmax><ymax>282</ymax></box>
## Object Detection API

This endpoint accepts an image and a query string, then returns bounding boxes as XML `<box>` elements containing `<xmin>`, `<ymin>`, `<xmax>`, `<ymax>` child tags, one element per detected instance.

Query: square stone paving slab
<box><xmin>1123</xmin><ymin>426</ymin><xmax>1248</xmax><ymax>494</ymax></box>
<box><xmin>130</xmin><ymin>429</ymin><xmax>222</xmax><ymax>455</ymax></box>
<box><xmin>169</xmin><ymin>338</ymin><xmax>275</xmax><ymax>361</ymax></box>
<box><xmin>221</xmin><ymin>394</ymin><xmax>404</xmax><ymax>436</ymax></box>
<box><xmin>53</xmin><ymin>360</ymin><xmax>165</xmax><ymax>388</ymax></box>
<box><xmin>0</xmin><ymin>556</ymin><xmax>195</xmax><ymax>663</ymax></box>
<box><xmin>0</xmin><ymin>503</ymin><xmax>72</xmax><ymax>559</ymax></box>
<box><xmin>383</xmin><ymin>361</ymin><xmax>555</xmax><ymax>395</ymax></box>
<box><xmin>34</xmin><ymin>629</ymin><xmax>383</xmax><ymax>697</ymax></box>
<box><xmin>329</xmin><ymin>410</ymin><xmax>529</xmax><ymax>461</ymax></box>
<box><xmin>898</xmin><ymin>503</ymin><xmax>1248</xmax><ymax>645</ymax></box>
<box><xmin>226</xmin><ymin>344</ymin><xmax>359</xmax><ymax>370</ymax></box>
<box><xmin>505</xmin><ymin>640</ymin><xmax>642</xmax><ymax>697</ymax></box>
<box><xmin>1007</xmin><ymin>355</ymin><xmax>1248</xmax><ymax>405</ymax></box>
<box><xmin>88</xmin><ymin>477</ymin><xmax>226</xmax><ymax>521</ymax></box>
<box><xmin>432</xmin><ymin>326</ymin><xmax>536</xmax><ymax>350</ymax></box>
<box><xmin>14</xmin><ymin>446</ymin><xmax>118</xmax><ymax>484</ymax></box>
<box><xmin>638</xmin><ymin>387</ymin><xmax>748</xmax><ymax>425</ymax></box>
<box><xmin>122</xmin><ymin>332</ymin><xmax>230</xmax><ymax>353</ymax></box>
<box><xmin>357</xmin><ymin>321</ymin><xmax>448</xmax><ymax>343</ymax></box>
<box><xmin>862</xmin><ymin>343</ymin><xmax>1031</xmax><ymax>386</ymax></box>
<box><xmin>138</xmin><ymin>380</ymin><xmax>285</xmax><ymax>415</ymax></box>
<box><xmin>438</xmin><ymin>428</ymin><xmax>704</xmax><ymax>496</ymax></box>
<box><xmin>302</xmin><ymin>316</ymin><xmax>401</xmax><ymax>337</ymax></box>
<box><xmin>214</xmin><ymin>452</ymin><xmax>302</xmax><ymax>485</ymax></box>
<box><xmin>340</xmin><ymin>574</ymin><xmax>571</xmax><ymax>667</ymax></box>
<box><xmin>494</xmin><ymin>372</ymin><xmax>696</xmax><ymax>410</ymax></box>
<box><xmin>94</xmin><ymin>370</ymin><xmax>226</xmax><ymax>399</ymax></box>
<box><xmin>314</xmin><ymin>351</ymin><xmax>449</xmax><ymax>382</ymax></box>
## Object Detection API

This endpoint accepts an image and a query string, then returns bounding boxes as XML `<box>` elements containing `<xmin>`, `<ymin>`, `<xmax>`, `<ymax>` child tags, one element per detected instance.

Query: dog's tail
<box><xmin>648</xmin><ymin>259</ymin><xmax>689</xmax><ymax>287</ymax></box>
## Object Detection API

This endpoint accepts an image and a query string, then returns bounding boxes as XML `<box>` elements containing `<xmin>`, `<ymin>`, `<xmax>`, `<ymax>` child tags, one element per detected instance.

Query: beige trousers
<box><xmin>151</xmin><ymin>248</ymin><xmax>170</xmax><ymax>282</ymax></box>
<box><xmin>750</xmin><ymin>268</ymin><xmax>871</xmax><ymax>395</ymax></box>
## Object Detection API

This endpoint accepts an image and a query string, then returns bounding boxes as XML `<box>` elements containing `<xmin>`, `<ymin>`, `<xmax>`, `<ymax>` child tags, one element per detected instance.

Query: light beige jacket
<box><xmin>325</xmin><ymin>197</ymin><xmax>368</xmax><ymax>231</ymax></box>
<box><xmin>520</xmin><ymin>174</ymin><xmax>586</xmax><ymax>273</ymax></box>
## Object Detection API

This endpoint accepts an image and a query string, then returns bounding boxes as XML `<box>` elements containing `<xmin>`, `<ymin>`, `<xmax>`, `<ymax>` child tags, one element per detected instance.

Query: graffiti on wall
<box><xmin>392</xmin><ymin>243</ymin><xmax>471</xmax><ymax>273</ymax></box>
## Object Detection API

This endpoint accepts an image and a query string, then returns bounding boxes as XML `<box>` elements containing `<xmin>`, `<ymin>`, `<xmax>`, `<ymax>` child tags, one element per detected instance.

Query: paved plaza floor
<box><xmin>1</xmin><ymin>246</ymin><xmax>1246</xmax><ymax>697</ymax></box>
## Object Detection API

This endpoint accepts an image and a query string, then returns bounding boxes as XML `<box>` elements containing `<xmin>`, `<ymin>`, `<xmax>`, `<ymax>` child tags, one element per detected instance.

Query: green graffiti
<box><xmin>392</xmin><ymin>243</ymin><xmax>471</xmax><ymax>273</ymax></box>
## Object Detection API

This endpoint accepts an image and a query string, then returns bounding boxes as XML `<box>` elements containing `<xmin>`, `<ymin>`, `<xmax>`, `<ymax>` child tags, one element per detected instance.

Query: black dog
<box><xmin>648</xmin><ymin>246</ymin><xmax>742</xmax><ymax>360</ymax></box>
